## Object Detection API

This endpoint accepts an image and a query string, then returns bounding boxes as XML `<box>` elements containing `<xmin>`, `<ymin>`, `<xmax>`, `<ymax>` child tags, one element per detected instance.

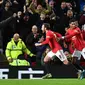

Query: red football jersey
<box><xmin>41</xmin><ymin>30</ymin><xmax>62</xmax><ymax>53</ymax></box>
<box><xmin>65</xmin><ymin>27</ymin><xmax>85</xmax><ymax>51</ymax></box>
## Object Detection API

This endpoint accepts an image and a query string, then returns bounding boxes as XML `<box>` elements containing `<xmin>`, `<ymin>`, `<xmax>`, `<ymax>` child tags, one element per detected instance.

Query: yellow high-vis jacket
<box><xmin>5</xmin><ymin>38</ymin><xmax>34</xmax><ymax>66</ymax></box>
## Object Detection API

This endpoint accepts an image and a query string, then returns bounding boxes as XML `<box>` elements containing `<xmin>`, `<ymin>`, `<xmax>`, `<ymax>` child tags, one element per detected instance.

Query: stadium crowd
<box><xmin>0</xmin><ymin>0</ymin><xmax>85</xmax><ymax>67</ymax></box>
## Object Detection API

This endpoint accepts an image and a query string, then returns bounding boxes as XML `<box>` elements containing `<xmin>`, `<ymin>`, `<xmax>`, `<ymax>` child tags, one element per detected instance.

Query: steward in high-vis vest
<box><xmin>5</xmin><ymin>33</ymin><xmax>35</xmax><ymax>66</ymax></box>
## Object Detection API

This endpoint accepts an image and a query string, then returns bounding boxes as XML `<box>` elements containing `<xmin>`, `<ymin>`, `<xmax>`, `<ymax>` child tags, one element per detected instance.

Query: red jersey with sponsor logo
<box><xmin>41</xmin><ymin>30</ymin><xmax>62</xmax><ymax>53</ymax></box>
<box><xmin>65</xmin><ymin>27</ymin><xmax>85</xmax><ymax>51</ymax></box>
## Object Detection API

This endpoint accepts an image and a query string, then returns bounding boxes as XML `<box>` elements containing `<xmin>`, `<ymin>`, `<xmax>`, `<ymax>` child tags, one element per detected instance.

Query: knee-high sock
<box><xmin>73</xmin><ymin>63</ymin><xmax>83</xmax><ymax>71</ymax></box>
<box><xmin>71</xmin><ymin>59</ymin><xmax>83</xmax><ymax>71</ymax></box>
<box><xmin>44</xmin><ymin>62</ymin><xmax>50</xmax><ymax>74</ymax></box>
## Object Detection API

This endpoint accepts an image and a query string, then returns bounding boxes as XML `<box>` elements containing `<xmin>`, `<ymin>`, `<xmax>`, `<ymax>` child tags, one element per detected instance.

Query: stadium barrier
<box><xmin>0</xmin><ymin>64</ymin><xmax>84</xmax><ymax>79</ymax></box>
<box><xmin>0</xmin><ymin>54</ymin><xmax>85</xmax><ymax>79</ymax></box>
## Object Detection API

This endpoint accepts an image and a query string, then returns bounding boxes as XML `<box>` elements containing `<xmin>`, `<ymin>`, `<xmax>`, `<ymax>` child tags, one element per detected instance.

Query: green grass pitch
<box><xmin>0</xmin><ymin>79</ymin><xmax>85</xmax><ymax>85</ymax></box>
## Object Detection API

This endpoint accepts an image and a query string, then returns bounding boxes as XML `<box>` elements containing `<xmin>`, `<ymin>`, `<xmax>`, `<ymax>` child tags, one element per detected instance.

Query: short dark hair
<box><xmin>43</xmin><ymin>23</ymin><xmax>50</xmax><ymax>30</ymax></box>
<box><xmin>69</xmin><ymin>19</ymin><xmax>76</xmax><ymax>24</ymax></box>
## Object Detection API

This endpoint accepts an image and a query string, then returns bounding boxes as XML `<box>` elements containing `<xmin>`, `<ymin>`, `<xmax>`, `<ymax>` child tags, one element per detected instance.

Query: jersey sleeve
<box><xmin>41</xmin><ymin>32</ymin><xmax>51</xmax><ymax>45</ymax></box>
<box><xmin>55</xmin><ymin>32</ymin><xmax>62</xmax><ymax>38</ymax></box>
<box><xmin>65</xmin><ymin>29</ymin><xmax>80</xmax><ymax>39</ymax></box>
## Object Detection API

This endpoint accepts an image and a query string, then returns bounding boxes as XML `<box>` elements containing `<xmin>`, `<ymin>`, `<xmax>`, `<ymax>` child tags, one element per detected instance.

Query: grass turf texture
<box><xmin>0</xmin><ymin>79</ymin><xmax>85</xmax><ymax>85</ymax></box>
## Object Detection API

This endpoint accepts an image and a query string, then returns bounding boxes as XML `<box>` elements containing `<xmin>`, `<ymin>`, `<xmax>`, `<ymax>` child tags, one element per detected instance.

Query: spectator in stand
<box><xmin>11</xmin><ymin>0</ymin><xmax>20</xmax><ymax>13</ymax></box>
<box><xmin>23</xmin><ymin>5</ymin><xmax>35</xmax><ymax>34</ymax></box>
<box><xmin>79</xmin><ymin>5</ymin><xmax>85</xmax><ymax>26</ymax></box>
<box><xmin>66</xmin><ymin>2</ymin><xmax>72</xmax><ymax>10</ymax></box>
<box><xmin>26</xmin><ymin>25</ymin><xmax>41</xmax><ymax>54</ymax></box>
<box><xmin>1</xmin><ymin>1</ymin><xmax>13</xmax><ymax>20</ymax></box>
<box><xmin>0</xmin><ymin>1</ymin><xmax>14</xmax><ymax>52</ymax></box>
<box><xmin>48</xmin><ymin>0</ymin><xmax>57</xmax><ymax>16</ymax></box>
<box><xmin>59</xmin><ymin>1</ymin><xmax>68</xmax><ymax>17</ymax></box>
<box><xmin>36</xmin><ymin>13</ymin><xmax>49</xmax><ymax>32</ymax></box>
<box><xmin>15</xmin><ymin>11</ymin><xmax>27</xmax><ymax>42</ymax></box>
<box><xmin>5</xmin><ymin>33</ymin><xmax>35</xmax><ymax>66</ymax></box>
<box><xmin>53</xmin><ymin>1</ymin><xmax>69</xmax><ymax>34</ymax></box>
<box><xmin>0</xmin><ymin>13</ymin><xmax>17</xmax><ymax>54</ymax></box>
<box><xmin>29</xmin><ymin>0</ymin><xmax>51</xmax><ymax>15</ymax></box>
<box><xmin>45</xmin><ymin>0</ymin><xmax>57</xmax><ymax>29</ymax></box>
<box><xmin>26</xmin><ymin>25</ymin><xmax>46</xmax><ymax>65</ymax></box>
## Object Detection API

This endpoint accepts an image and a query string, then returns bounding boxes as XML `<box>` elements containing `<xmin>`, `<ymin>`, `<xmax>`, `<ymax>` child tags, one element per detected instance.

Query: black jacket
<box><xmin>0</xmin><ymin>16</ymin><xmax>13</xmax><ymax>29</ymax></box>
<box><xmin>0</xmin><ymin>16</ymin><xmax>14</xmax><ymax>48</ymax></box>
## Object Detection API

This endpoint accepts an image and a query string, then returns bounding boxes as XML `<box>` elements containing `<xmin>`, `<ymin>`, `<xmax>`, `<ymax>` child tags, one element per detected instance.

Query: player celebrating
<box><xmin>62</xmin><ymin>19</ymin><xmax>85</xmax><ymax>79</ymax></box>
<box><xmin>35</xmin><ymin>23</ymin><xmax>69</xmax><ymax>78</ymax></box>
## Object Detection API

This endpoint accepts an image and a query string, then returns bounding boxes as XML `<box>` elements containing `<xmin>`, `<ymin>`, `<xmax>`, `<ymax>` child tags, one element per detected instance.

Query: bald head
<box><xmin>32</xmin><ymin>25</ymin><xmax>38</xmax><ymax>34</ymax></box>
<box><xmin>13</xmin><ymin>33</ymin><xmax>20</xmax><ymax>42</ymax></box>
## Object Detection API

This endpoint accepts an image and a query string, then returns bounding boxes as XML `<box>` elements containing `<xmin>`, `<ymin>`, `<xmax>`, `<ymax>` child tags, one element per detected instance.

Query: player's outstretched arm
<box><xmin>35</xmin><ymin>43</ymin><xmax>42</xmax><ymax>46</ymax></box>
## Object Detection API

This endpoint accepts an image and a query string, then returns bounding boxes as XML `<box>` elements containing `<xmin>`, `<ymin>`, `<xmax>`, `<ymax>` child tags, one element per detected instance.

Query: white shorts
<box><xmin>47</xmin><ymin>50</ymin><xmax>67</xmax><ymax>61</ymax></box>
<box><xmin>72</xmin><ymin>48</ymin><xmax>85</xmax><ymax>60</ymax></box>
